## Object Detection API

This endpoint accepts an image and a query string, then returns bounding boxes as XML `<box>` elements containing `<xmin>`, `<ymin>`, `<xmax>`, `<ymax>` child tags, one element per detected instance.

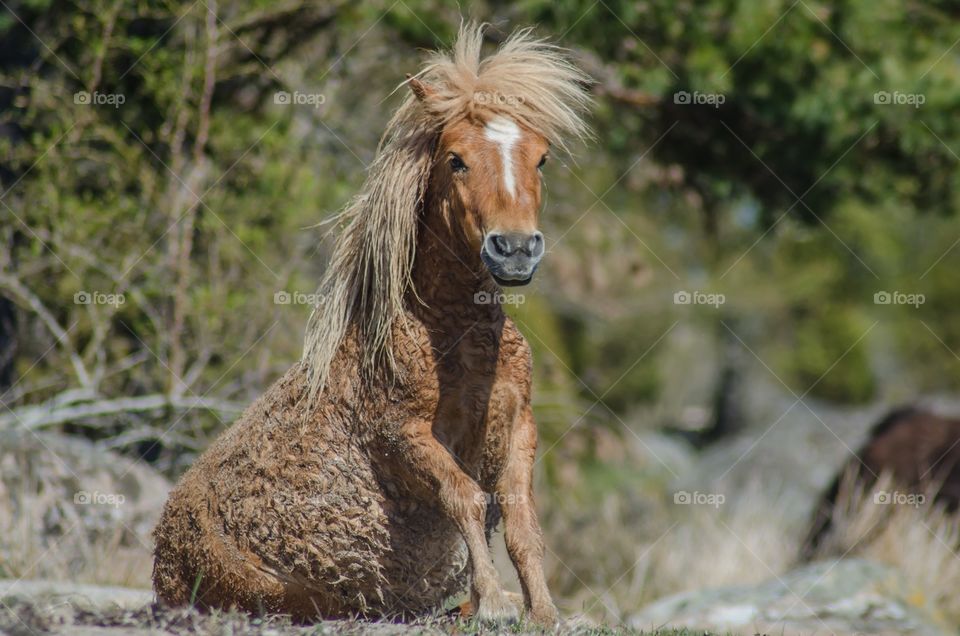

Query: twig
<box><xmin>0</xmin><ymin>393</ymin><xmax>245</xmax><ymax>430</ymax></box>
<box><xmin>0</xmin><ymin>271</ymin><xmax>93</xmax><ymax>390</ymax></box>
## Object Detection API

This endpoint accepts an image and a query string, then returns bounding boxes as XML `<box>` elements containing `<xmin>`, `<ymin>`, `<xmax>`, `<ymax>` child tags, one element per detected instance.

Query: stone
<box><xmin>629</xmin><ymin>558</ymin><xmax>950</xmax><ymax>636</ymax></box>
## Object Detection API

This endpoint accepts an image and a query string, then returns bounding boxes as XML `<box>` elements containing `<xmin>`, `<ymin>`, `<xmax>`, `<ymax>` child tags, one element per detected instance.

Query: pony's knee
<box><xmin>439</xmin><ymin>477</ymin><xmax>486</xmax><ymax>526</ymax></box>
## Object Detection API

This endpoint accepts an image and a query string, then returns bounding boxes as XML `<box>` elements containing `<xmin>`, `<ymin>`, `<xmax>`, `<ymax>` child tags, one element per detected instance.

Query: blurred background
<box><xmin>3</xmin><ymin>1</ymin><xmax>960</xmax><ymax>634</ymax></box>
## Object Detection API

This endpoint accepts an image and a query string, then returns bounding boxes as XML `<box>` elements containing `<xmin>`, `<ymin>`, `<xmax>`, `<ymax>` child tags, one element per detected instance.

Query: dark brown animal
<box><xmin>801</xmin><ymin>406</ymin><xmax>960</xmax><ymax>559</ymax></box>
<box><xmin>152</xmin><ymin>24</ymin><xmax>591</xmax><ymax>625</ymax></box>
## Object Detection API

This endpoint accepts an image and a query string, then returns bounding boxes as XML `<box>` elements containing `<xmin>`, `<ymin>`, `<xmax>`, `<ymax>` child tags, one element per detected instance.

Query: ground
<box><xmin>0</xmin><ymin>598</ymin><xmax>723</xmax><ymax>636</ymax></box>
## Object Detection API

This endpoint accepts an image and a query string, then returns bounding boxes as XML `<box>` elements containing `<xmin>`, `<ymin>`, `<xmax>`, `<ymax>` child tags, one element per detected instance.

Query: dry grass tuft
<box><xmin>544</xmin><ymin>477</ymin><xmax>800</xmax><ymax>621</ymax></box>
<box><xmin>0</xmin><ymin>470</ymin><xmax>154</xmax><ymax>588</ymax></box>
<box><xmin>0</xmin><ymin>431</ymin><xmax>163</xmax><ymax>588</ymax></box>
<box><xmin>811</xmin><ymin>472</ymin><xmax>960</xmax><ymax>625</ymax></box>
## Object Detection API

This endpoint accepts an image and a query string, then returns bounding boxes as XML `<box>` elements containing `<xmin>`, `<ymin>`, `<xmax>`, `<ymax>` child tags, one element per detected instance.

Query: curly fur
<box><xmin>153</xmin><ymin>23</ymin><xmax>590</xmax><ymax>624</ymax></box>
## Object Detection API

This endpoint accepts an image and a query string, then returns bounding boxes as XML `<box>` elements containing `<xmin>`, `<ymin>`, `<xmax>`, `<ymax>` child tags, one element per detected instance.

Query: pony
<box><xmin>800</xmin><ymin>406</ymin><xmax>960</xmax><ymax>559</ymax></box>
<box><xmin>152</xmin><ymin>23</ymin><xmax>591</xmax><ymax>626</ymax></box>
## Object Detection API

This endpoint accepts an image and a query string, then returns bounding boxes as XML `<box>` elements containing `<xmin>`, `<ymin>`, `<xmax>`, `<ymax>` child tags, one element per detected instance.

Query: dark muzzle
<box><xmin>480</xmin><ymin>231</ymin><xmax>545</xmax><ymax>286</ymax></box>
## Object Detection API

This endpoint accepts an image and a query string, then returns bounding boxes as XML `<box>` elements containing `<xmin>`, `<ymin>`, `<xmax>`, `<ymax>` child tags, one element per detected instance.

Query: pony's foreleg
<box><xmin>496</xmin><ymin>405</ymin><xmax>559</xmax><ymax>626</ymax></box>
<box><xmin>394</xmin><ymin>417</ymin><xmax>518</xmax><ymax>622</ymax></box>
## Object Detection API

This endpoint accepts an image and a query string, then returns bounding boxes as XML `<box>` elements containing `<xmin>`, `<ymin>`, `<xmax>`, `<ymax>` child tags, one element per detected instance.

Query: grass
<box><xmin>0</xmin><ymin>597</ymin><xmax>727</xmax><ymax>636</ymax></box>
<box><xmin>543</xmin><ymin>475</ymin><xmax>804</xmax><ymax>619</ymax></box>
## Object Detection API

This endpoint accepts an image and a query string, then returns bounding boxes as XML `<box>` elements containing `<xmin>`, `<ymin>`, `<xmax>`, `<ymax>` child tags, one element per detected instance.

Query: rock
<box><xmin>0</xmin><ymin>429</ymin><xmax>171</xmax><ymax>585</ymax></box>
<box><xmin>0</xmin><ymin>579</ymin><xmax>153</xmax><ymax>609</ymax></box>
<box><xmin>628</xmin><ymin>558</ymin><xmax>950</xmax><ymax>636</ymax></box>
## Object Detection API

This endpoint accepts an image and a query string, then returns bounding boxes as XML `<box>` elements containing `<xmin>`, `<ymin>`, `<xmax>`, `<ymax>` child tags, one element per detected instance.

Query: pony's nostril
<box><xmin>485</xmin><ymin>232</ymin><xmax>544</xmax><ymax>260</ymax></box>
<box><xmin>529</xmin><ymin>232</ymin><xmax>544</xmax><ymax>258</ymax></box>
<box><xmin>491</xmin><ymin>234</ymin><xmax>511</xmax><ymax>257</ymax></box>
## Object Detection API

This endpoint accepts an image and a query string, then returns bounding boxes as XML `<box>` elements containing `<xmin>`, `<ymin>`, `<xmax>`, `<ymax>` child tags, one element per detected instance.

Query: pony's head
<box><xmin>304</xmin><ymin>23</ymin><xmax>591</xmax><ymax>396</ymax></box>
<box><xmin>405</xmin><ymin>26</ymin><xmax>591</xmax><ymax>286</ymax></box>
<box><xmin>420</xmin><ymin>96</ymin><xmax>549</xmax><ymax>285</ymax></box>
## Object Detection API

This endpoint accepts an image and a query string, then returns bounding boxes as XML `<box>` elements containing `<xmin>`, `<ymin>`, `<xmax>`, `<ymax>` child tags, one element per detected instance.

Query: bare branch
<box><xmin>169</xmin><ymin>2</ymin><xmax>218</xmax><ymax>394</ymax></box>
<box><xmin>0</xmin><ymin>271</ymin><xmax>93</xmax><ymax>390</ymax></box>
<box><xmin>0</xmin><ymin>392</ymin><xmax>244</xmax><ymax>430</ymax></box>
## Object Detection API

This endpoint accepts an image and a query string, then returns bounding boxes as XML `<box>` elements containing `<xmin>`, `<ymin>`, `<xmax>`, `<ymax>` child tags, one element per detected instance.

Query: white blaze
<box><xmin>484</xmin><ymin>116</ymin><xmax>521</xmax><ymax>199</ymax></box>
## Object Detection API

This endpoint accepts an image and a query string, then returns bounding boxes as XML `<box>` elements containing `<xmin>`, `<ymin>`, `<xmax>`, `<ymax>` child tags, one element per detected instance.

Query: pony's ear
<box><xmin>405</xmin><ymin>74</ymin><xmax>435</xmax><ymax>102</ymax></box>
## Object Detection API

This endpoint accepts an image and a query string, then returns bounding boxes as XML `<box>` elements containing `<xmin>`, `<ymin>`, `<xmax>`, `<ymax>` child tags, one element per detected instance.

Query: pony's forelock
<box><xmin>303</xmin><ymin>22</ymin><xmax>592</xmax><ymax>398</ymax></box>
<box><xmin>412</xmin><ymin>23</ymin><xmax>592</xmax><ymax>153</ymax></box>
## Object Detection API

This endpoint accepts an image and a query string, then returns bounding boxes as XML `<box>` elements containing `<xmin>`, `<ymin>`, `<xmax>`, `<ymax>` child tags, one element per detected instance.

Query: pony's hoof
<box><xmin>474</xmin><ymin>591</ymin><xmax>520</xmax><ymax>624</ymax></box>
<box><xmin>527</xmin><ymin>603</ymin><xmax>560</xmax><ymax>628</ymax></box>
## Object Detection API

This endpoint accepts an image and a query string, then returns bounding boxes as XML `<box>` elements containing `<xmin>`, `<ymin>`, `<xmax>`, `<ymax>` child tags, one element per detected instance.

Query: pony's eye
<box><xmin>537</xmin><ymin>154</ymin><xmax>548</xmax><ymax>169</ymax></box>
<box><xmin>449</xmin><ymin>154</ymin><xmax>468</xmax><ymax>173</ymax></box>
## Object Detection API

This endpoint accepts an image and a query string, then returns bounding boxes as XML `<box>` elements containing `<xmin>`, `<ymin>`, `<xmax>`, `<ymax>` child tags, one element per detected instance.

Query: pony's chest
<box><xmin>436</xmin><ymin>370</ymin><xmax>521</xmax><ymax>425</ymax></box>
<box><xmin>432</xmin><ymin>360</ymin><xmax>522</xmax><ymax>481</ymax></box>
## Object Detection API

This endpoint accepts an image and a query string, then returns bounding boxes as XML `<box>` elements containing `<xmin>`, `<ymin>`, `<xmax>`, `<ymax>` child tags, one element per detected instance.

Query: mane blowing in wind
<box><xmin>154</xmin><ymin>22</ymin><xmax>592</xmax><ymax>625</ymax></box>
<box><xmin>303</xmin><ymin>23</ymin><xmax>591</xmax><ymax>399</ymax></box>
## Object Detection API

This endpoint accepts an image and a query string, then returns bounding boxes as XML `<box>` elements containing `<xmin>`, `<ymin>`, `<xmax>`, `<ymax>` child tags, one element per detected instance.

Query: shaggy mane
<box><xmin>303</xmin><ymin>23</ymin><xmax>592</xmax><ymax>398</ymax></box>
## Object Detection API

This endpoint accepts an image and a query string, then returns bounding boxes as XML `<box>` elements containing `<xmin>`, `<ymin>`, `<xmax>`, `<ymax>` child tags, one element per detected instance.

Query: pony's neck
<box><xmin>409</xmin><ymin>197</ymin><xmax>503</xmax><ymax>333</ymax></box>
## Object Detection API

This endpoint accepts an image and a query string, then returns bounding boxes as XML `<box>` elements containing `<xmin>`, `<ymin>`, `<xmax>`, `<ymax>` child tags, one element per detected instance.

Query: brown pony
<box><xmin>152</xmin><ymin>24</ymin><xmax>591</xmax><ymax>625</ymax></box>
<box><xmin>801</xmin><ymin>406</ymin><xmax>960</xmax><ymax>559</ymax></box>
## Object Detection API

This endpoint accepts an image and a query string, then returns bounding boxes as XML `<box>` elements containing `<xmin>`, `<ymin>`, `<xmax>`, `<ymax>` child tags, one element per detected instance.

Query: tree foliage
<box><xmin>3</xmin><ymin>0</ymin><xmax>960</xmax><ymax>472</ymax></box>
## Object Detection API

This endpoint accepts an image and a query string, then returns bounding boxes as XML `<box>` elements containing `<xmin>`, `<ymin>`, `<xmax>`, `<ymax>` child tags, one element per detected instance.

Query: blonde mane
<box><xmin>303</xmin><ymin>23</ymin><xmax>592</xmax><ymax>398</ymax></box>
